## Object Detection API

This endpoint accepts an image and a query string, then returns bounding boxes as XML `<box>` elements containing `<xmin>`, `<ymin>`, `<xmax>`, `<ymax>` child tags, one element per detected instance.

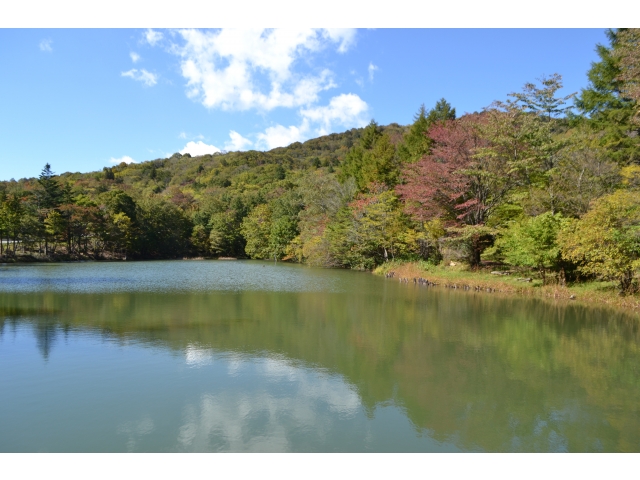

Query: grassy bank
<box><xmin>373</xmin><ymin>260</ymin><xmax>640</xmax><ymax>314</ymax></box>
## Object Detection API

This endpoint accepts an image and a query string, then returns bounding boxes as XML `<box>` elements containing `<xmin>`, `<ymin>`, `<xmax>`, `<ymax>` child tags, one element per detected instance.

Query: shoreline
<box><xmin>0</xmin><ymin>255</ymin><xmax>243</xmax><ymax>263</ymax></box>
<box><xmin>373</xmin><ymin>260</ymin><xmax>640</xmax><ymax>316</ymax></box>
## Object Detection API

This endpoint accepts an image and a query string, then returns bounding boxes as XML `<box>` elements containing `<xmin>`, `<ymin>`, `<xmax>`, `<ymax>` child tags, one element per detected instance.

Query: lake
<box><xmin>1</xmin><ymin>260</ymin><xmax>639</xmax><ymax>452</ymax></box>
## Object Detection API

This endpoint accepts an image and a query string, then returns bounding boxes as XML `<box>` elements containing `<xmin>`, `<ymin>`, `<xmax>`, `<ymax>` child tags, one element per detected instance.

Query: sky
<box><xmin>0</xmin><ymin>28</ymin><xmax>609</xmax><ymax>181</ymax></box>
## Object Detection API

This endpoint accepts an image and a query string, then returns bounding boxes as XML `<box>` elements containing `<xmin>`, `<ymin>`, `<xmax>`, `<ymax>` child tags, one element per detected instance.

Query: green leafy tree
<box><xmin>510</xmin><ymin>73</ymin><xmax>576</xmax><ymax>122</ymax></box>
<box><xmin>134</xmin><ymin>198</ymin><xmax>192</xmax><ymax>259</ymax></box>
<box><xmin>415</xmin><ymin>218</ymin><xmax>446</xmax><ymax>264</ymax></box>
<box><xmin>289</xmin><ymin>172</ymin><xmax>356</xmax><ymax>266</ymax></box>
<box><xmin>327</xmin><ymin>187</ymin><xmax>415</xmax><ymax>269</ymax></box>
<box><xmin>43</xmin><ymin>210</ymin><xmax>65</xmax><ymax>254</ymax></box>
<box><xmin>102</xmin><ymin>190</ymin><xmax>137</xmax><ymax>223</ymax></box>
<box><xmin>190</xmin><ymin>224</ymin><xmax>210</xmax><ymax>256</ymax></box>
<box><xmin>96</xmin><ymin>190</ymin><xmax>139</xmax><ymax>258</ymax></box>
<box><xmin>103</xmin><ymin>167</ymin><xmax>115</xmax><ymax>180</ymax></box>
<box><xmin>475</xmin><ymin>77</ymin><xmax>576</xmax><ymax>224</ymax></box>
<box><xmin>208</xmin><ymin>211</ymin><xmax>244</xmax><ymax>257</ymax></box>
<box><xmin>558</xmin><ymin>190</ymin><xmax>640</xmax><ymax>293</ymax></box>
<box><xmin>493</xmin><ymin>212</ymin><xmax>569</xmax><ymax>284</ymax></box>
<box><xmin>241</xmin><ymin>204</ymin><xmax>273</xmax><ymax>259</ymax></box>
<box><xmin>439</xmin><ymin>224</ymin><xmax>496</xmax><ymax>267</ymax></box>
<box><xmin>269</xmin><ymin>216</ymin><xmax>298</xmax><ymax>260</ymax></box>
<box><xmin>1</xmin><ymin>192</ymin><xmax>25</xmax><ymax>255</ymax></box>
<box><xmin>110</xmin><ymin>212</ymin><xmax>133</xmax><ymax>258</ymax></box>
<box><xmin>265</xmin><ymin>191</ymin><xmax>302</xmax><ymax>260</ymax></box>
<box><xmin>325</xmin><ymin>206</ymin><xmax>368</xmax><ymax>269</ymax></box>
<box><xmin>525</xmin><ymin>129</ymin><xmax>621</xmax><ymax>217</ymax></box>
<box><xmin>0</xmin><ymin>190</ymin><xmax>6</xmax><ymax>256</ymax></box>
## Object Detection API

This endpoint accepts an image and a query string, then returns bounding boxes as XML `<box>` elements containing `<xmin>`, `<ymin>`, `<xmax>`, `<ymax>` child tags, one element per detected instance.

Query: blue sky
<box><xmin>0</xmin><ymin>28</ymin><xmax>608</xmax><ymax>181</ymax></box>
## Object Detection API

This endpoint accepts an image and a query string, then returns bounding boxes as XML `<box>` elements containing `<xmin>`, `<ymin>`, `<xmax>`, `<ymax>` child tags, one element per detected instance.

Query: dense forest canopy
<box><xmin>2</xmin><ymin>29</ymin><xmax>640</xmax><ymax>293</ymax></box>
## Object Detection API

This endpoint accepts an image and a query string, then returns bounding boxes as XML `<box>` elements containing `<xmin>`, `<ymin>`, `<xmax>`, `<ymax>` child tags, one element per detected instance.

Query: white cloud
<box><xmin>256</xmin><ymin>122</ymin><xmax>309</xmax><ymax>150</ymax></box>
<box><xmin>178</xmin><ymin>132</ymin><xmax>204</xmax><ymax>141</ymax></box>
<box><xmin>39</xmin><ymin>39</ymin><xmax>52</xmax><ymax>52</ymax></box>
<box><xmin>224</xmin><ymin>131</ymin><xmax>253</xmax><ymax>151</ymax></box>
<box><xmin>110</xmin><ymin>156</ymin><xmax>136</xmax><ymax>164</ymax></box>
<box><xmin>368</xmin><ymin>62</ymin><xmax>378</xmax><ymax>82</ymax></box>
<box><xmin>254</xmin><ymin>93</ymin><xmax>369</xmax><ymax>149</ymax></box>
<box><xmin>170</xmin><ymin>28</ymin><xmax>356</xmax><ymax>111</ymax></box>
<box><xmin>144</xmin><ymin>29</ymin><xmax>163</xmax><ymax>46</ymax></box>
<box><xmin>300</xmin><ymin>93</ymin><xmax>369</xmax><ymax>135</ymax></box>
<box><xmin>121</xmin><ymin>68</ymin><xmax>158</xmax><ymax>87</ymax></box>
<box><xmin>130</xmin><ymin>52</ymin><xmax>141</xmax><ymax>63</ymax></box>
<box><xmin>180</xmin><ymin>141</ymin><xmax>221</xmax><ymax>156</ymax></box>
<box><xmin>135</xmin><ymin>28</ymin><xmax>367</xmax><ymax>154</ymax></box>
<box><xmin>323</xmin><ymin>28</ymin><xmax>357</xmax><ymax>53</ymax></box>
<box><xmin>350</xmin><ymin>68</ymin><xmax>365</xmax><ymax>87</ymax></box>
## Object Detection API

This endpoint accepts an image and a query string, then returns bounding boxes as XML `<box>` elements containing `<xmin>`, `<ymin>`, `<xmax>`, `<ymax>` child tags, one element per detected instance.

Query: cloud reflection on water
<box><xmin>178</xmin><ymin>350</ymin><xmax>361</xmax><ymax>451</ymax></box>
<box><xmin>117</xmin><ymin>415</ymin><xmax>155</xmax><ymax>452</ymax></box>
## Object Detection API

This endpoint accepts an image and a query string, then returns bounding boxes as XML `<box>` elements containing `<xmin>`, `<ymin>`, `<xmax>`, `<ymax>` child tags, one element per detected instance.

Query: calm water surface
<box><xmin>1</xmin><ymin>260</ymin><xmax>639</xmax><ymax>452</ymax></box>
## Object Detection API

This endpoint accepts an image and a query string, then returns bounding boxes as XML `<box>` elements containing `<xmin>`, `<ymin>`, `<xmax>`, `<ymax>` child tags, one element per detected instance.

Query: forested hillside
<box><xmin>2</xmin><ymin>29</ymin><xmax>640</xmax><ymax>293</ymax></box>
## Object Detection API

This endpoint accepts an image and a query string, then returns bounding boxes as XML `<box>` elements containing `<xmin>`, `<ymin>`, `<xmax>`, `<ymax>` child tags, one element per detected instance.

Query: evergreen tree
<box><xmin>339</xmin><ymin>121</ymin><xmax>399</xmax><ymax>191</ymax></box>
<box><xmin>398</xmin><ymin>100</ymin><xmax>456</xmax><ymax>164</ymax></box>
<box><xmin>359</xmin><ymin>120</ymin><xmax>382</xmax><ymax>149</ymax></box>
<box><xmin>398</xmin><ymin>105</ymin><xmax>430</xmax><ymax>164</ymax></box>
<box><xmin>426</xmin><ymin>98</ymin><xmax>456</xmax><ymax>124</ymax></box>
<box><xmin>614</xmin><ymin>29</ymin><xmax>640</xmax><ymax>123</ymax></box>
<box><xmin>577</xmin><ymin>30</ymin><xmax>627</xmax><ymax>117</ymax></box>
<box><xmin>575</xmin><ymin>29</ymin><xmax>640</xmax><ymax>164</ymax></box>
<box><xmin>37</xmin><ymin>163</ymin><xmax>62</xmax><ymax>210</ymax></box>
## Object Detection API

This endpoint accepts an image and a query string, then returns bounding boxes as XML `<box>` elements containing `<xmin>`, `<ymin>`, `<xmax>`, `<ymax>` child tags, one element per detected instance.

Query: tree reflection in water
<box><xmin>1</xmin><ymin>277</ymin><xmax>639</xmax><ymax>452</ymax></box>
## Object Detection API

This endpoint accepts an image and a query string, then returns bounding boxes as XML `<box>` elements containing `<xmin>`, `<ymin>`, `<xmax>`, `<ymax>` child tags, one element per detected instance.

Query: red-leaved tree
<box><xmin>398</xmin><ymin>110</ymin><xmax>541</xmax><ymax>225</ymax></box>
<box><xmin>397</xmin><ymin>112</ymin><xmax>535</xmax><ymax>265</ymax></box>
<box><xmin>398</xmin><ymin>114</ymin><xmax>485</xmax><ymax>224</ymax></box>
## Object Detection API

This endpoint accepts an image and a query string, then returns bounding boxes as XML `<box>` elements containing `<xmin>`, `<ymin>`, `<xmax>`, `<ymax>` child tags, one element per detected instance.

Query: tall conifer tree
<box><xmin>398</xmin><ymin>99</ymin><xmax>456</xmax><ymax>165</ymax></box>
<box><xmin>575</xmin><ymin>29</ymin><xmax>640</xmax><ymax>164</ymax></box>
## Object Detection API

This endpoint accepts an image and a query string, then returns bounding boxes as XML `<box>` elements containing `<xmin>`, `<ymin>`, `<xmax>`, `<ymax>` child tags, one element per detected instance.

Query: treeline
<box><xmin>0</xmin><ymin>166</ymin><xmax>192</xmax><ymax>260</ymax></box>
<box><xmin>2</xmin><ymin>30</ymin><xmax>640</xmax><ymax>292</ymax></box>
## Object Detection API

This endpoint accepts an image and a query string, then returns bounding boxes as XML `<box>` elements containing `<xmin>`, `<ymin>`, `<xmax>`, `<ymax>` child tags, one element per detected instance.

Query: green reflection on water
<box><xmin>1</xmin><ymin>261</ymin><xmax>639</xmax><ymax>452</ymax></box>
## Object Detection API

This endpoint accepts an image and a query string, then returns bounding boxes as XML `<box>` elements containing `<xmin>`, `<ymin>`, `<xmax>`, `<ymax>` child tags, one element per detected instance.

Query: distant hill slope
<box><xmin>3</xmin><ymin>123</ymin><xmax>406</xmax><ymax>200</ymax></box>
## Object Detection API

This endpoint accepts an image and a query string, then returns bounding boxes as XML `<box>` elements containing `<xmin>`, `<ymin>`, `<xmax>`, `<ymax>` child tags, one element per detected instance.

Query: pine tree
<box><xmin>339</xmin><ymin>120</ymin><xmax>399</xmax><ymax>191</ymax></box>
<box><xmin>576</xmin><ymin>30</ymin><xmax>627</xmax><ymax>117</ymax></box>
<box><xmin>398</xmin><ymin>105</ymin><xmax>429</xmax><ymax>164</ymax></box>
<box><xmin>575</xmin><ymin>29</ymin><xmax>640</xmax><ymax>164</ymax></box>
<box><xmin>37</xmin><ymin>163</ymin><xmax>62</xmax><ymax>210</ymax></box>
<box><xmin>426</xmin><ymin>98</ymin><xmax>456</xmax><ymax>124</ymax></box>
<box><xmin>614</xmin><ymin>29</ymin><xmax>640</xmax><ymax>123</ymax></box>
<box><xmin>398</xmin><ymin>99</ymin><xmax>456</xmax><ymax>164</ymax></box>
<box><xmin>359</xmin><ymin>120</ymin><xmax>382</xmax><ymax>149</ymax></box>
